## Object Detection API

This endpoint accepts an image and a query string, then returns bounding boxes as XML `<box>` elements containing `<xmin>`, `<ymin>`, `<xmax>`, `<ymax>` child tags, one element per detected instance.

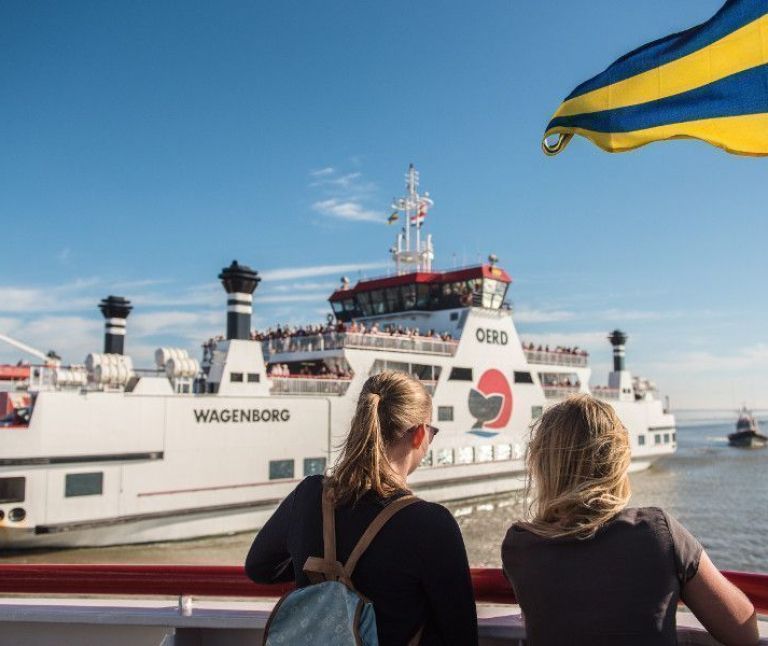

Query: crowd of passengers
<box><xmin>521</xmin><ymin>341</ymin><xmax>588</xmax><ymax>357</ymax></box>
<box><xmin>252</xmin><ymin>321</ymin><xmax>455</xmax><ymax>343</ymax></box>
<box><xmin>268</xmin><ymin>362</ymin><xmax>353</xmax><ymax>379</ymax></box>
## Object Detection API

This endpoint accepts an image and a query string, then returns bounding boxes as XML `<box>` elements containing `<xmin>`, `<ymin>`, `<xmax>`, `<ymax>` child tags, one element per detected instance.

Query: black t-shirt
<box><xmin>245</xmin><ymin>475</ymin><xmax>478</xmax><ymax>645</ymax></box>
<box><xmin>501</xmin><ymin>507</ymin><xmax>703</xmax><ymax>646</ymax></box>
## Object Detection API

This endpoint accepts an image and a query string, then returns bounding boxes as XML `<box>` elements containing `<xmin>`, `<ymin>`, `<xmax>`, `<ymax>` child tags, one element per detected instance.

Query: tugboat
<box><xmin>728</xmin><ymin>407</ymin><xmax>768</xmax><ymax>449</ymax></box>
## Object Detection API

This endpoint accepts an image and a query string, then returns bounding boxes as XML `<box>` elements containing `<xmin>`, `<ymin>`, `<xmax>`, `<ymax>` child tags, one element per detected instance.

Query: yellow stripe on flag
<box><xmin>545</xmin><ymin>113</ymin><xmax>768</xmax><ymax>156</ymax></box>
<box><xmin>554</xmin><ymin>13</ymin><xmax>768</xmax><ymax>118</ymax></box>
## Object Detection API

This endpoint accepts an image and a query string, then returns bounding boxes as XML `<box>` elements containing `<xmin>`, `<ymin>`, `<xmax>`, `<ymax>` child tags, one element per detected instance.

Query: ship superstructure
<box><xmin>0</xmin><ymin>165</ymin><xmax>676</xmax><ymax>548</ymax></box>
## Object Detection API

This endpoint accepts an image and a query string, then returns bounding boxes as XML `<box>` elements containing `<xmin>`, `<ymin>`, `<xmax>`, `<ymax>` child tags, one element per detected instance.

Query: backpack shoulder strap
<box><xmin>343</xmin><ymin>494</ymin><xmax>420</xmax><ymax>578</ymax></box>
<box><xmin>303</xmin><ymin>479</ymin><xmax>348</xmax><ymax>585</ymax></box>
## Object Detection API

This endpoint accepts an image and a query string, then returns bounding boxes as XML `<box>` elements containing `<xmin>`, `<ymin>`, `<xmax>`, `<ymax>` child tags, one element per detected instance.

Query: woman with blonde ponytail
<box><xmin>246</xmin><ymin>372</ymin><xmax>478</xmax><ymax>645</ymax></box>
<box><xmin>501</xmin><ymin>394</ymin><xmax>757</xmax><ymax>646</ymax></box>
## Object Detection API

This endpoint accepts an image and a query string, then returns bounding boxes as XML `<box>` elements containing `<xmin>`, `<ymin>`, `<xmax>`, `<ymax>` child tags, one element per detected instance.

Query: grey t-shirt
<box><xmin>501</xmin><ymin>507</ymin><xmax>703</xmax><ymax>646</ymax></box>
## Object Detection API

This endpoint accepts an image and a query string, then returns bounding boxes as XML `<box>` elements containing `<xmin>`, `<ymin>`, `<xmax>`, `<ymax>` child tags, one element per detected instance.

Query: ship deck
<box><xmin>0</xmin><ymin>565</ymin><xmax>765</xmax><ymax>645</ymax></box>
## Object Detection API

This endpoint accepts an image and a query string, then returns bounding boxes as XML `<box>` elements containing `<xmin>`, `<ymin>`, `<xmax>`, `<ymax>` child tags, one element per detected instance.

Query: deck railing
<box><xmin>269</xmin><ymin>376</ymin><xmax>353</xmax><ymax>396</ymax></box>
<box><xmin>542</xmin><ymin>386</ymin><xmax>581</xmax><ymax>399</ymax></box>
<box><xmin>524</xmin><ymin>350</ymin><xmax>588</xmax><ymax>368</ymax></box>
<box><xmin>0</xmin><ymin>565</ymin><xmax>765</xmax><ymax>613</ymax></box>
<box><xmin>592</xmin><ymin>387</ymin><xmax>622</xmax><ymax>400</ymax></box>
<box><xmin>262</xmin><ymin>332</ymin><xmax>458</xmax><ymax>358</ymax></box>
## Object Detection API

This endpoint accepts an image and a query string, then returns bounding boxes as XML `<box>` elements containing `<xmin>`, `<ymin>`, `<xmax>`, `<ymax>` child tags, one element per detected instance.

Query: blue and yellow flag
<box><xmin>543</xmin><ymin>0</ymin><xmax>768</xmax><ymax>156</ymax></box>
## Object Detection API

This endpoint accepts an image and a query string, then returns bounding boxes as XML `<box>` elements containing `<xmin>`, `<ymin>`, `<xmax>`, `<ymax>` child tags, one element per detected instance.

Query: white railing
<box><xmin>262</xmin><ymin>333</ymin><xmax>458</xmax><ymax>358</ymax></box>
<box><xmin>524</xmin><ymin>350</ymin><xmax>588</xmax><ymax>368</ymax></box>
<box><xmin>269</xmin><ymin>376</ymin><xmax>353</xmax><ymax>396</ymax></box>
<box><xmin>542</xmin><ymin>386</ymin><xmax>581</xmax><ymax>399</ymax></box>
<box><xmin>592</xmin><ymin>387</ymin><xmax>622</xmax><ymax>400</ymax></box>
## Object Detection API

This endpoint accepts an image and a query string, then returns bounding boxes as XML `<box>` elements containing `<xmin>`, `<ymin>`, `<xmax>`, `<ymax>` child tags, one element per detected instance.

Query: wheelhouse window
<box><xmin>230</xmin><ymin>372</ymin><xmax>244</xmax><ymax>383</ymax></box>
<box><xmin>494</xmin><ymin>444</ymin><xmax>512</xmax><ymax>461</ymax></box>
<box><xmin>437</xmin><ymin>406</ymin><xmax>454</xmax><ymax>422</ymax></box>
<box><xmin>475</xmin><ymin>445</ymin><xmax>494</xmax><ymax>462</ymax></box>
<box><xmin>247</xmin><ymin>373</ymin><xmax>260</xmax><ymax>383</ymax></box>
<box><xmin>514</xmin><ymin>371</ymin><xmax>534</xmax><ymax>384</ymax></box>
<box><xmin>482</xmin><ymin>278</ymin><xmax>508</xmax><ymax>309</ymax></box>
<box><xmin>0</xmin><ymin>477</ymin><xmax>25</xmax><ymax>503</ymax></box>
<box><xmin>638</xmin><ymin>435</ymin><xmax>646</xmax><ymax>446</ymax></box>
<box><xmin>269</xmin><ymin>459</ymin><xmax>295</xmax><ymax>480</ymax></box>
<box><xmin>436</xmin><ymin>448</ymin><xmax>454</xmax><ymax>465</ymax></box>
<box><xmin>65</xmin><ymin>472</ymin><xmax>103</xmax><ymax>497</ymax></box>
<box><xmin>456</xmin><ymin>447</ymin><xmax>474</xmax><ymax>464</ymax></box>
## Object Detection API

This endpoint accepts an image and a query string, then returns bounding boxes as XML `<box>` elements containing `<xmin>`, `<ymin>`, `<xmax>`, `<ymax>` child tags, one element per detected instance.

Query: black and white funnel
<box><xmin>99</xmin><ymin>296</ymin><xmax>133</xmax><ymax>355</ymax></box>
<box><xmin>608</xmin><ymin>329</ymin><xmax>628</xmax><ymax>372</ymax></box>
<box><xmin>219</xmin><ymin>260</ymin><xmax>261</xmax><ymax>340</ymax></box>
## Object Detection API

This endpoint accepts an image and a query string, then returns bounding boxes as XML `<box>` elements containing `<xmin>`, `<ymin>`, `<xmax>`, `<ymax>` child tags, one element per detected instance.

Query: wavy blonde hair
<box><xmin>524</xmin><ymin>394</ymin><xmax>631</xmax><ymax>539</ymax></box>
<box><xmin>326</xmin><ymin>371</ymin><xmax>432</xmax><ymax>505</ymax></box>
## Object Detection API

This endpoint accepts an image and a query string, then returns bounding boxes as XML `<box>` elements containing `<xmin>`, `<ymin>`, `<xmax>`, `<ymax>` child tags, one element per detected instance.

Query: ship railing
<box><xmin>262</xmin><ymin>332</ymin><xmax>458</xmax><ymax>358</ymax></box>
<box><xmin>524</xmin><ymin>350</ymin><xmax>588</xmax><ymax>368</ymax></box>
<box><xmin>542</xmin><ymin>386</ymin><xmax>581</xmax><ymax>399</ymax></box>
<box><xmin>269</xmin><ymin>375</ymin><xmax>353</xmax><ymax>396</ymax></box>
<box><xmin>592</xmin><ymin>387</ymin><xmax>621</xmax><ymax>400</ymax></box>
<box><xmin>0</xmin><ymin>565</ymin><xmax>766</xmax><ymax>646</ymax></box>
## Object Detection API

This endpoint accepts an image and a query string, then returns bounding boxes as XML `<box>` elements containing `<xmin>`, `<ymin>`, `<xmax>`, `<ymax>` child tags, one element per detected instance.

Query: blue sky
<box><xmin>1</xmin><ymin>0</ymin><xmax>766</xmax><ymax>409</ymax></box>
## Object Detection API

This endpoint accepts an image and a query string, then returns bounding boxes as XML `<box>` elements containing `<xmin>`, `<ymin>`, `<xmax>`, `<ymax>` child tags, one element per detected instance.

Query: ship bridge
<box><xmin>328</xmin><ymin>264</ymin><xmax>511</xmax><ymax>322</ymax></box>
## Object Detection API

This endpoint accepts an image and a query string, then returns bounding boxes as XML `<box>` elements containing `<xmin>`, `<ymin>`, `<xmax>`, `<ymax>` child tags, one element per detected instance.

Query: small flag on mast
<box><xmin>387</xmin><ymin>211</ymin><xmax>399</xmax><ymax>224</ymax></box>
<box><xmin>543</xmin><ymin>0</ymin><xmax>768</xmax><ymax>157</ymax></box>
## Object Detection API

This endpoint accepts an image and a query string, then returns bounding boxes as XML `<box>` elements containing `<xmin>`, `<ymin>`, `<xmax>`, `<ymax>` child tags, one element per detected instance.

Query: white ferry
<box><xmin>0</xmin><ymin>165</ymin><xmax>676</xmax><ymax>548</ymax></box>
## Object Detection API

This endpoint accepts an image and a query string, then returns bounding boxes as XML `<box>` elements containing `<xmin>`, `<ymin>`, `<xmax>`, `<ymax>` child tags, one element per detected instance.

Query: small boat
<box><xmin>728</xmin><ymin>408</ymin><xmax>768</xmax><ymax>448</ymax></box>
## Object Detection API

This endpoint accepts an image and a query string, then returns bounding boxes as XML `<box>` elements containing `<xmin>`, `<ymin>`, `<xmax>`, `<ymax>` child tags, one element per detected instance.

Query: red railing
<box><xmin>0</xmin><ymin>566</ymin><xmax>764</xmax><ymax>613</ymax></box>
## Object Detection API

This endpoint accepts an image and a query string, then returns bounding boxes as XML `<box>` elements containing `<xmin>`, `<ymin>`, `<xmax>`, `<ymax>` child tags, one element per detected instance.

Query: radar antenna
<box><xmin>390</xmin><ymin>164</ymin><xmax>434</xmax><ymax>274</ymax></box>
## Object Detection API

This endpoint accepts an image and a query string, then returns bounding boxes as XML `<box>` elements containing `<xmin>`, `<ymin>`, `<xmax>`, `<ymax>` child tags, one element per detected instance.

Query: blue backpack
<box><xmin>263</xmin><ymin>483</ymin><xmax>421</xmax><ymax>645</ymax></box>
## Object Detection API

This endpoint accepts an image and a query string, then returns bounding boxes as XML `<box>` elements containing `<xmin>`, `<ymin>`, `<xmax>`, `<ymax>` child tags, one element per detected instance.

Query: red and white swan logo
<box><xmin>467</xmin><ymin>369</ymin><xmax>513</xmax><ymax>437</ymax></box>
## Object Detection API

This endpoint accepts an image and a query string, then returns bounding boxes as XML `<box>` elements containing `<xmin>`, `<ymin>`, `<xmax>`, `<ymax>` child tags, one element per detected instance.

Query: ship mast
<box><xmin>390</xmin><ymin>164</ymin><xmax>434</xmax><ymax>275</ymax></box>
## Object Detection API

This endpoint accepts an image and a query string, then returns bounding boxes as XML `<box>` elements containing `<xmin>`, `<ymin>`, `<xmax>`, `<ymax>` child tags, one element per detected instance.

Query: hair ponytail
<box><xmin>327</xmin><ymin>372</ymin><xmax>431</xmax><ymax>504</ymax></box>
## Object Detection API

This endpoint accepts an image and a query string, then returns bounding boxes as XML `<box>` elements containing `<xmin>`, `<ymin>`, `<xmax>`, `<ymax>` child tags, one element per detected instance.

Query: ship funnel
<box><xmin>219</xmin><ymin>260</ymin><xmax>261</xmax><ymax>340</ymax></box>
<box><xmin>608</xmin><ymin>329</ymin><xmax>628</xmax><ymax>372</ymax></box>
<box><xmin>99</xmin><ymin>296</ymin><xmax>133</xmax><ymax>355</ymax></box>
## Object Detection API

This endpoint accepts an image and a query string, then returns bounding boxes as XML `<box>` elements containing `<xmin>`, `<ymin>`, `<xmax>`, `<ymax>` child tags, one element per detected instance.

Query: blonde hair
<box><xmin>326</xmin><ymin>371</ymin><xmax>432</xmax><ymax>505</ymax></box>
<box><xmin>524</xmin><ymin>394</ymin><xmax>631</xmax><ymax>539</ymax></box>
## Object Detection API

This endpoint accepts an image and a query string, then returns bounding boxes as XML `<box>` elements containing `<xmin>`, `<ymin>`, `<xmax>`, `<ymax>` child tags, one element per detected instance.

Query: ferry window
<box><xmin>384</xmin><ymin>287</ymin><xmax>400</xmax><ymax>312</ymax></box>
<box><xmin>482</xmin><ymin>279</ymin><xmax>507</xmax><ymax>309</ymax></box>
<box><xmin>494</xmin><ymin>444</ymin><xmax>512</xmax><ymax>461</ymax></box>
<box><xmin>450</xmin><ymin>312</ymin><xmax>459</xmax><ymax>321</ymax></box>
<box><xmin>269</xmin><ymin>459</ymin><xmax>295</xmax><ymax>480</ymax></box>
<box><xmin>654</xmin><ymin>434</ymin><xmax>662</xmax><ymax>445</ymax></box>
<box><xmin>438</xmin><ymin>406</ymin><xmax>453</xmax><ymax>422</ymax></box>
<box><xmin>387</xmin><ymin>360</ymin><xmax>409</xmax><ymax>374</ymax></box>
<box><xmin>436</xmin><ymin>448</ymin><xmax>454</xmax><ymax>465</ymax></box>
<box><xmin>638</xmin><ymin>435</ymin><xmax>646</xmax><ymax>446</ymax></box>
<box><xmin>0</xmin><ymin>477</ymin><xmax>25</xmax><ymax>504</ymax></box>
<box><xmin>475</xmin><ymin>445</ymin><xmax>494</xmax><ymax>463</ymax></box>
<box><xmin>303</xmin><ymin>457</ymin><xmax>326</xmax><ymax>477</ymax></box>
<box><xmin>514</xmin><ymin>371</ymin><xmax>534</xmax><ymax>384</ymax></box>
<box><xmin>331</xmin><ymin>301</ymin><xmax>344</xmax><ymax>314</ymax></box>
<box><xmin>65</xmin><ymin>472</ymin><xmax>103</xmax><ymax>497</ymax></box>
<box><xmin>401</xmin><ymin>284</ymin><xmax>417</xmax><ymax>309</ymax></box>
<box><xmin>370</xmin><ymin>290</ymin><xmax>386</xmax><ymax>314</ymax></box>
<box><xmin>247</xmin><ymin>373</ymin><xmax>260</xmax><ymax>383</ymax></box>
<box><xmin>513</xmin><ymin>443</ymin><xmax>525</xmax><ymax>459</ymax></box>
<box><xmin>357</xmin><ymin>292</ymin><xmax>373</xmax><ymax>316</ymax></box>
<box><xmin>672</xmin><ymin>433</ymin><xmax>677</xmax><ymax>443</ymax></box>
<box><xmin>416</xmin><ymin>284</ymin><xmax>430</xmax><ymax>308</ymax></box>
<box><xmin>370</xmin><ymin>359</ymin><xmax>386</xmax><ymax>375</ymax></box>
<box><xmin>456</xmin><ymin>447</ymin><xmax>474</xmax><ymax>464</ymax></box>
<box><xmin>663</xmin><ymin>433</ymin><xmax>670</xmax><ymax>444</ymax></box>
<box><xmin>413</xmin><ymin>363</ymin><xmax>437</xmax><ymax>381</ymax></box>
<box><xmin>531</xmin><ymin>405</ymin><xmax>543</xmax><ymax>419</ymax></box>
<box><xmin>420</xmin><ymin>451</ymin><xmax>433</xmax><ymax>467</ymax></box>
<box><xmin>448</xmin><ymin>367</ymin><xmax>473</xmax><ymax>381</ymax></box>
<box><xmin>230</xmin><ymin>372</ymin><xmax>244</xmax><ymax>383</ymax></box>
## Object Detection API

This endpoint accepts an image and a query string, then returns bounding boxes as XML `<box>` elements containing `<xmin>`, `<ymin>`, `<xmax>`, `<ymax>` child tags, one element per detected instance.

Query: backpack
<box><xmin>263</xmin><ymin>481</ymin><xmax>422</xmax><ymax>646</ymax></box>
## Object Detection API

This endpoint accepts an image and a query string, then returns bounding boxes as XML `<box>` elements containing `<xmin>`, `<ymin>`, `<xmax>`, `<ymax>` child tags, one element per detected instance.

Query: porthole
<box><xmin>8</xmin><ymin>507</ymin><xmax>26</xmax><ymax>522</ymax></box>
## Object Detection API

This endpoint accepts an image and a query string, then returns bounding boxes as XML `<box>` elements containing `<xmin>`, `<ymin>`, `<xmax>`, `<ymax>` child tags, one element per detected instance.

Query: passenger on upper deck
<box><xmin>245</xmin><ymin>372</ymin><xmax>478</xmax><ymax>645</ymax></box>
<box><xmin>501</xmin><ymin>394</ymin><xmax>758</xmax><ymax>646</ymax></box>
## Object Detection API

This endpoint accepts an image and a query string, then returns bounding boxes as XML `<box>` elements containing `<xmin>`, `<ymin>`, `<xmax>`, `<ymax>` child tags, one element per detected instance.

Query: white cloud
<box><xmin>260</xmin><ymin>262</ymin><xmax>386</xmax><ymax>282</ymax></box>
<box><xmin>310</xmin><ymin>167</ymin><xmax>335</xmax><ymax>177</ymax></box>
<box><xmin>270</xmin><ymin>281</ymin><xmax>338</xmax><ymax>293</ymax></box>
<box><xmin>311</xmin><ymin>198</ymin><xmax>383</xmax><ymax>223</ymax></box>
<box><xmin>258</xmin><ymin>293</ymin><xmax>331</xmax><ymax>304</ymax></box>
<box><xmin>514</xmin><ymin>307</ymin><xmax>575</xmax><ymax>323</ymax></box>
